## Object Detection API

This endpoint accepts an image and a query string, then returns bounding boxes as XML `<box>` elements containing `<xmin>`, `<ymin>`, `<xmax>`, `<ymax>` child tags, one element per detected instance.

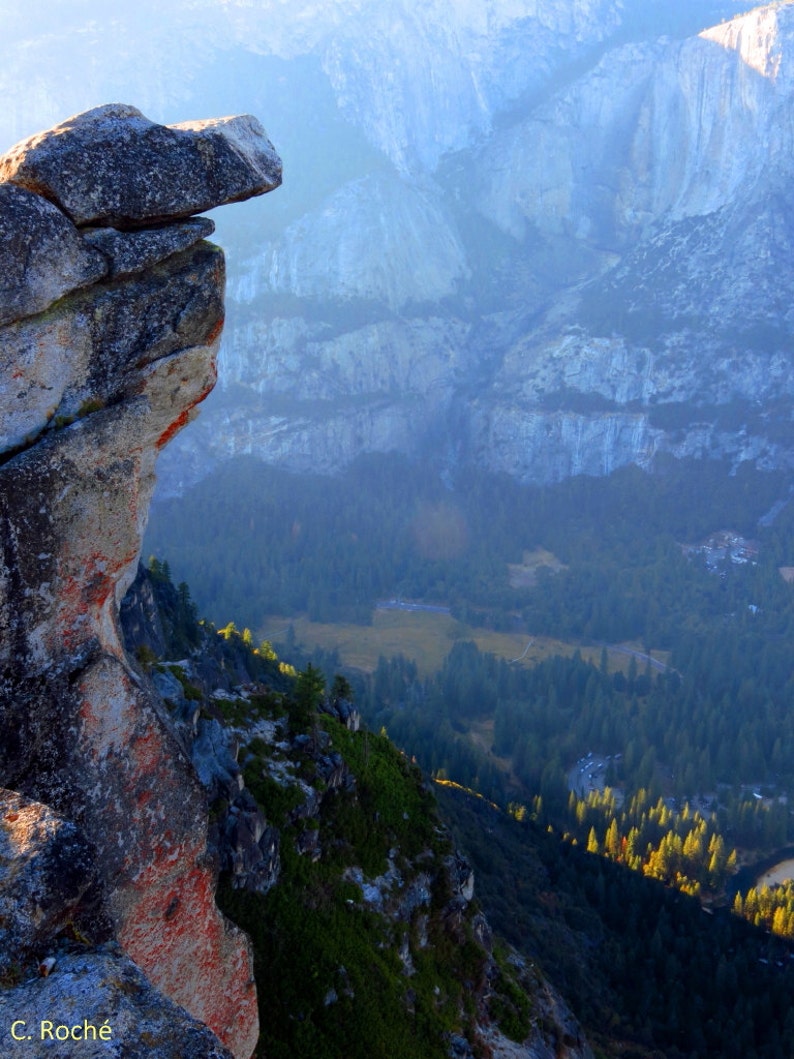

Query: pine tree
<box><xmin>605</xmin><ymin>818</ymin><xmax>621</xmax><ymax>860</ymax></box>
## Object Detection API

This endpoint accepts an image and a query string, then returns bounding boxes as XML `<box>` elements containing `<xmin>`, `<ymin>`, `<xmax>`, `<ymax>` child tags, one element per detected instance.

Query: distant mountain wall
<box><xmin>2</xmin><ymin>1</ymin><xmax>790</xmax><ymax>495</ymax></box>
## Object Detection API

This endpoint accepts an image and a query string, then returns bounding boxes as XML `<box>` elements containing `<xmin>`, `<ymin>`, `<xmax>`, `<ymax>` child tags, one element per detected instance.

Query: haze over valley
<box><xmin>6</xmin><ymin>0</ymin><xmax>794</xmax><ymax>489</ymax></box>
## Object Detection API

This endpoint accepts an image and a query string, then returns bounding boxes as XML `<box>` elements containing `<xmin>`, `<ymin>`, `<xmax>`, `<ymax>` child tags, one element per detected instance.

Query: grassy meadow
<box><xmin>256</xmin><ymin>607</ymin><xmax>661</xmax><ymax>678</ymax></box>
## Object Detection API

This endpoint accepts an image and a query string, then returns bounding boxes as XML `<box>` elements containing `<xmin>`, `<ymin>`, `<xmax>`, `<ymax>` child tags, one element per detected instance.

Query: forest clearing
<box><xmin>257</xmin><ymin>608</ymin><xmax>622</xmax><ymax>676</ymax></box>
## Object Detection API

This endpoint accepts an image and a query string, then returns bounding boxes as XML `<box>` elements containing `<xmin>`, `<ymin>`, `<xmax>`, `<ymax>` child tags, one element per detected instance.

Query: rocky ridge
<box><xmin>0</xmin><ymin>104</ymin><xmax>281</xmax><ymax>1058</ymax></box>
<box><xmin>118</xmin><ymin>565</ymin><xmax>593</xmax><ymax>1059</ymax></box>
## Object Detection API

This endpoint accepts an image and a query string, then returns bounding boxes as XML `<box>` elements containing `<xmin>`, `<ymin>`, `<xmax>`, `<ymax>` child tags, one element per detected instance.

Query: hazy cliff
<box><xmin>1</xmin><ymin>3</ymin><xmax>791</xmax><ymax>493</ymax></box>
<box><xmin>460</xmin><ymin>3</ymin><xmax>794</xmax><ymax>481</ymax></box>
<box><xmin>152</xmin><ymin>0</ymin><xmax>794</xmax><ymax>492</ymax></box>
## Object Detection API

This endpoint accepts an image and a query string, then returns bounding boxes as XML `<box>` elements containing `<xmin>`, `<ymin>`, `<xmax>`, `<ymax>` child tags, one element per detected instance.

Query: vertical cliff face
<box><xmin>0</xmin><ymin>105</ymin><xmax>281</xmax><ymax>1058</ymax></box>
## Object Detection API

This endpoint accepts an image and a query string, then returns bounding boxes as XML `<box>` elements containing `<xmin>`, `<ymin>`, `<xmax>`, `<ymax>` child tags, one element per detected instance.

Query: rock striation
<box><xmin>0</xmin><ymin>105</ymin><xmax>281</xmax><ymax>1058</ymax></box>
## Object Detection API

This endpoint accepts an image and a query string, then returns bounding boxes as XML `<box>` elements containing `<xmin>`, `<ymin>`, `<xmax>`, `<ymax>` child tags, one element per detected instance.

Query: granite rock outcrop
<box><xmin>0</xmin><ymin>105</ymin><xmax>281</xmax><ymax>1058</ymax></box>
<box><xmin>0</xmin><ymin>946</ymin><xmax>238</xmax><ymax>1059</ymax></box>
<box><xmin>0</xmin><ymin>103</ymin><xmax>281</xmax><ymax>228</ymax></box>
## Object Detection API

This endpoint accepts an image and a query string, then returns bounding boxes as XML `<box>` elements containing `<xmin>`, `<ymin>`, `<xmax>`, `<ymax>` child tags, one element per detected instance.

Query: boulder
<box><xmin>319</xmin><ymin>695</ymin><xmax>361</xmax><ymax>731</ymax></box>
<box><xmin>221</xmin><ymin>793</ymin><xmax>281</xmax><ymax>892</ymax></box>
<box><xmin>445</xmin><ymin>851</ymin><xmax>475</xmax><ymax>903</ymax></box>
<box><xmin>193</xmin><ymin>719</ymin><xmax>243</xmax><ymax>799</ymax></box>
<box><xmin>0</xmin><ymin>948</ymin><xmax>235</xmax><ymax>1059</ymax></box>
<box><xmin>0</xmin><ymin>183</ymin><xmax>106</xmax><ymax>326</ymax></box>
<box><xmin>0</xmin><ymin>103</ymin><xmax>282</xmax><ymax>228</ymax></box>
<box><xmin>150</xmin><ymin>668</ymin><xmax>189</xmax><ymax>709</ymax></box>
<box><xmin>0</xmin><ymin>790</ymin><xmax>107</xmax><ymax>972</ymax></box>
